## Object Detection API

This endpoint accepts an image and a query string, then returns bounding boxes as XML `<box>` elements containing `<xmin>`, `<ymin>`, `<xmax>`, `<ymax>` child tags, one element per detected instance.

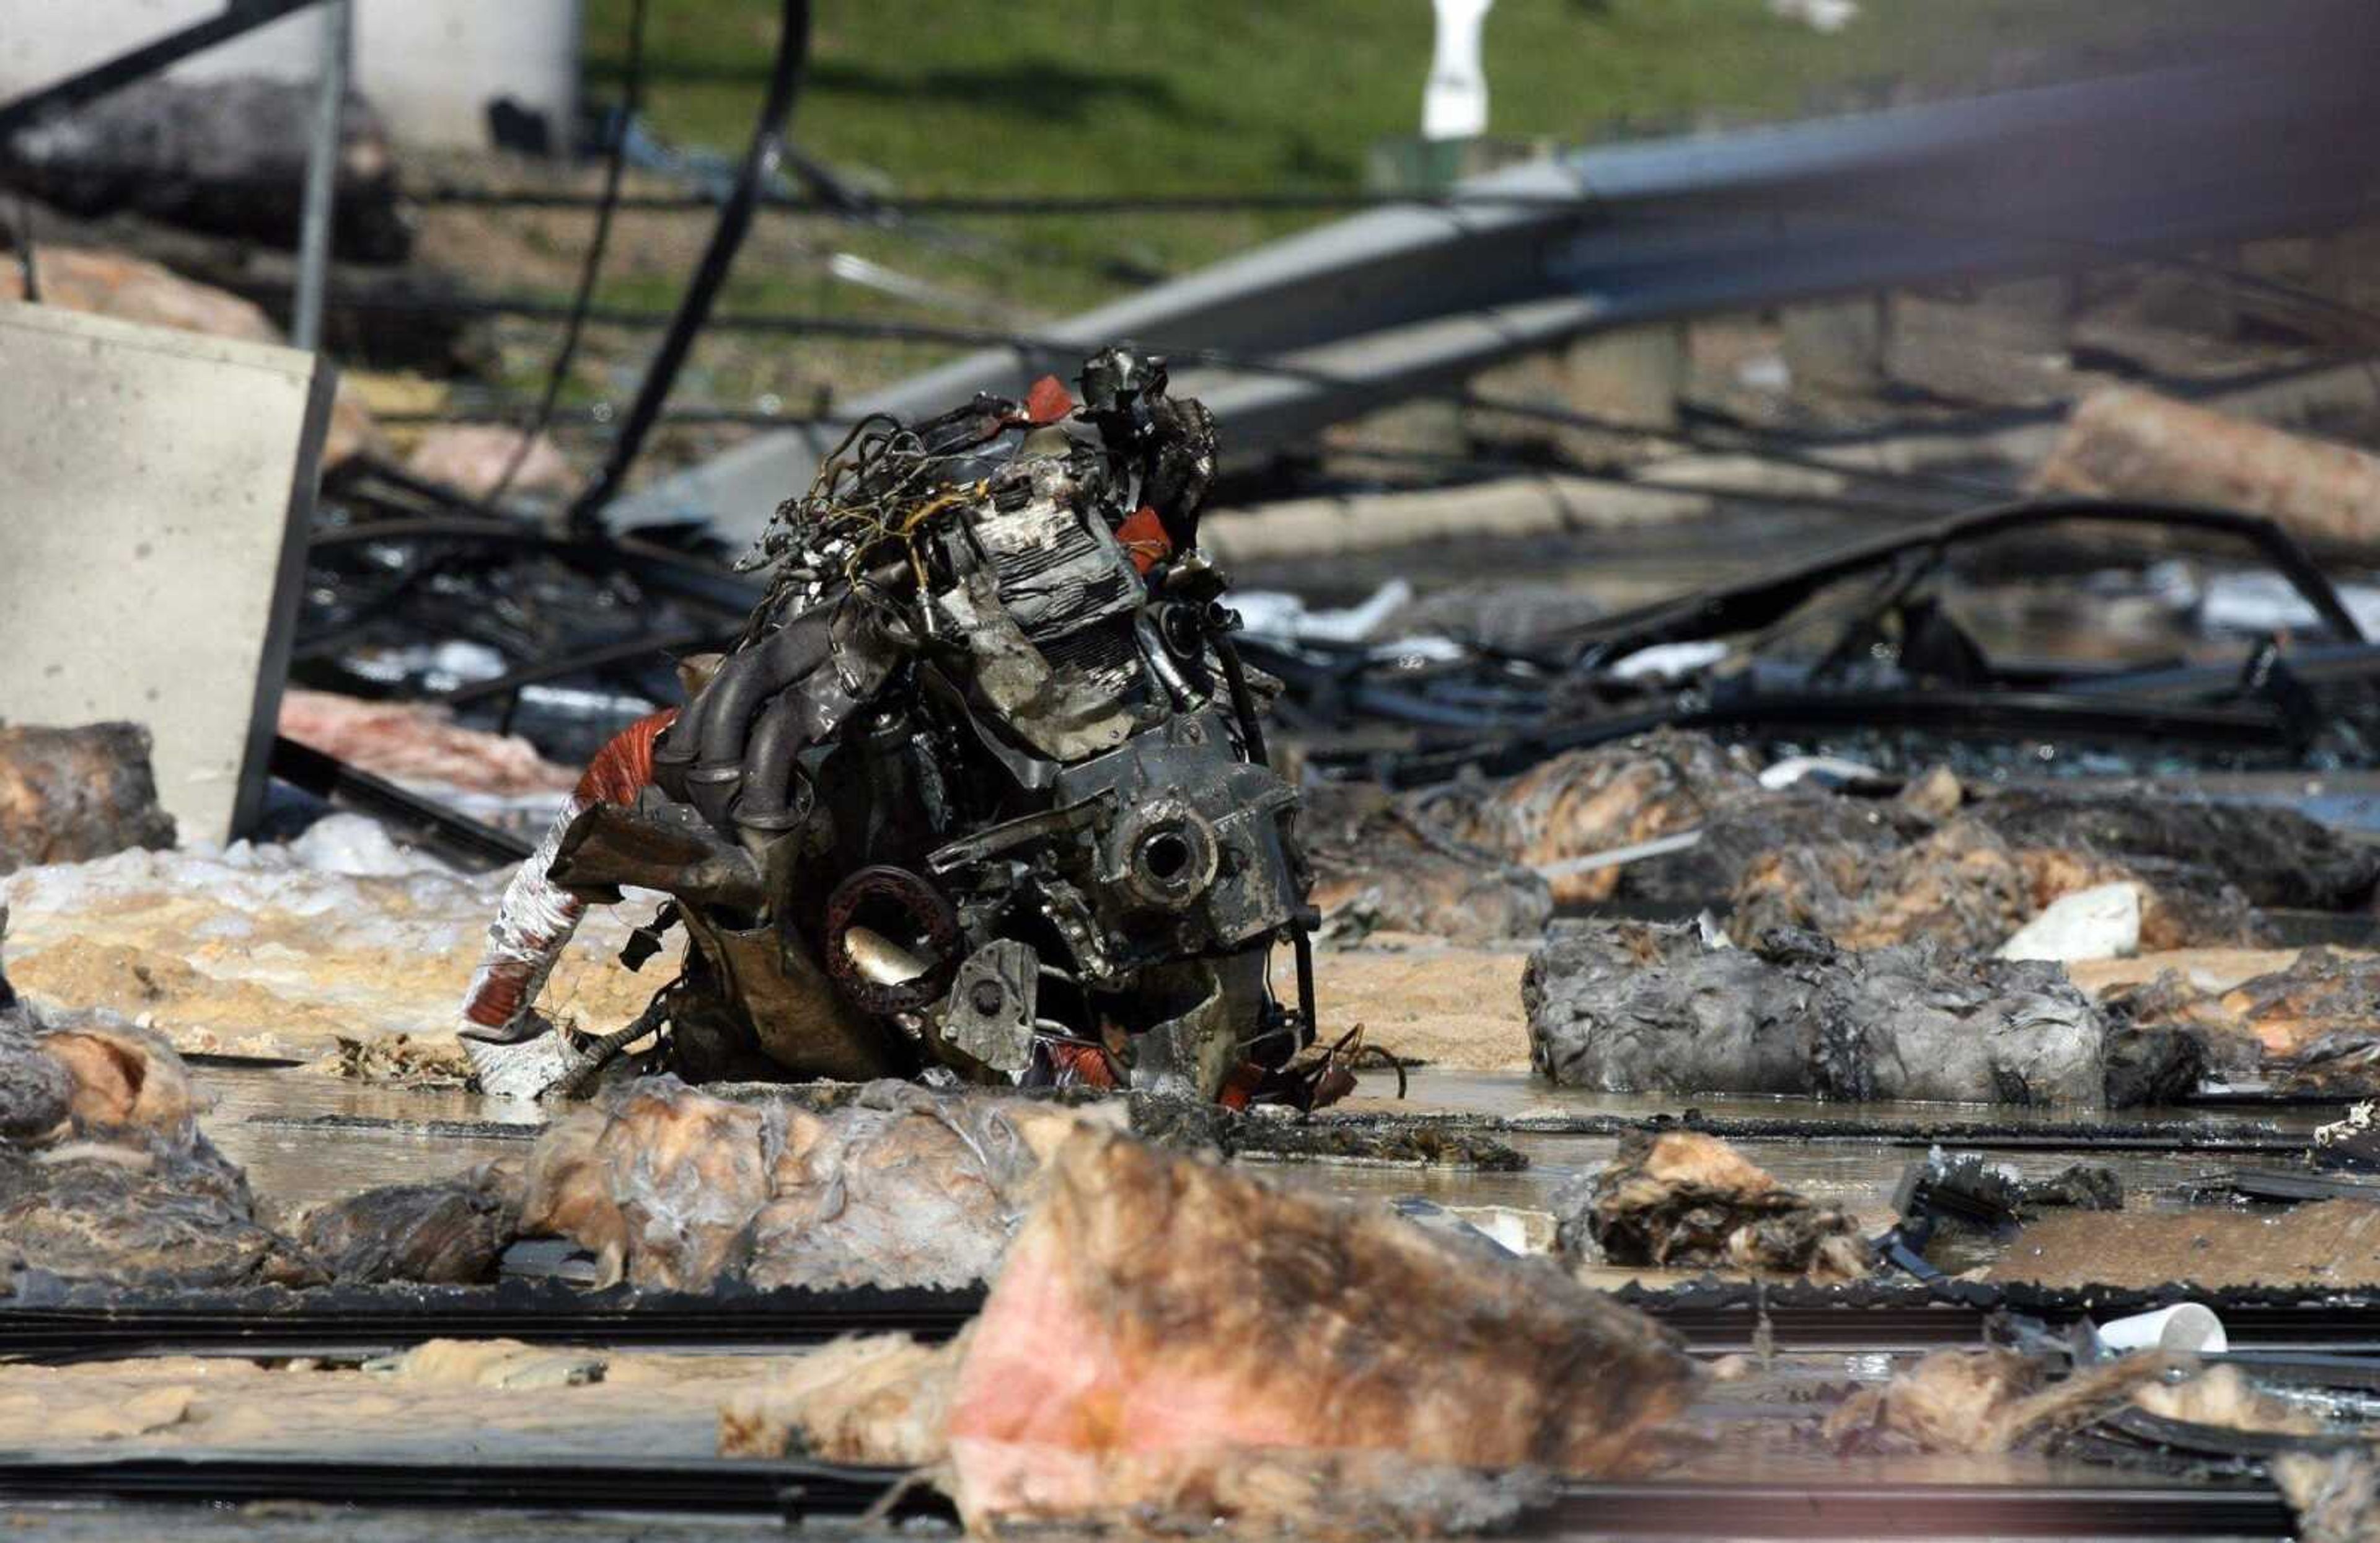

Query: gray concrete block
<box><xmin>1558</xmin><ymin>325</ymin><xmax>1686</xmax><ymax>432</ymax></box>
<box><xmin>1781</xmin><ymin>296</ymin><xmax>1890</xmax><ymax>394</ymax></box>
<box><xmin>0</xmin><ymin>301</ymin><xmax>332</xmax><ymax>844</ymax></box>
<box><xmin>1469</xmin><ymin>326</ymin><xmax>1685</xmax><ymax>459</ymax></box>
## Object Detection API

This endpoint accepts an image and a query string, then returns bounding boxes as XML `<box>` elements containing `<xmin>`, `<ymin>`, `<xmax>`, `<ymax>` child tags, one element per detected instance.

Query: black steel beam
<box><xmin>0</xmin><ymin>1452</ymin><xmax>2292</xmax><ymax>1537</ymax></box>
<box><xmin>14</xmin><ymin>1277</ymin><xmax>2380</xmax><ymax>1364</ymax></box>
<box><xmin>1540</xmin><ymin>1479</ymin><xmax>2290</xmax><ymax>1539</ymax></box>
<box><xmin>268</xmin><ymin>735</ymin><xmax>531</xmax><ymax>868</ymax></box>
<box><xmin>1566</xmin><ymin>497</ymin><xmax>2368</xmax><ymax>663</ymax></box>
<box><xmin>0</xmin><ymin>1453</ymin><xmax>946</xmax><ymax>1523</ymax></box>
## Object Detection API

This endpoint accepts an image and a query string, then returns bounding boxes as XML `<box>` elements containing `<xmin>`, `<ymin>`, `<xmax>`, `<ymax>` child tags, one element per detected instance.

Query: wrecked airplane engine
<box><xmin>460</xmin><ymin>351</ymin><xmax>1318</xmax><ymax>1103</ymax></box>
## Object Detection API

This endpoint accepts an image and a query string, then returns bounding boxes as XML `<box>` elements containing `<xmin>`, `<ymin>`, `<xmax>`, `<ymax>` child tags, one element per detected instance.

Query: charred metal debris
<box><xmin>1277</xmin><ymin>497</ymin><xmax>2380</xmax><ymax>787</ymax></box>
<box><xmin>457</xmin><ymin>350</ymin><xmax>1326</xmax><ymax>1106</ymax></box>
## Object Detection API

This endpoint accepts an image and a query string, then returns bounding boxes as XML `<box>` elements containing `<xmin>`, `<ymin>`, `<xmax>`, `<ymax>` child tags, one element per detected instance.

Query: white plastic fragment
<box><xmin>1995</xmin><ymin>883</ymin><xmax>2141</xmax><ymax>964</ymax></box>
<box><xmin>1232</xmin><ymin>580</ymin><xmax>1413</xmax><ymax>644</ymax></box>
<box><xmin>1757</xmin><ymin>754</ymin><xmax>1883</xmax><ymax>790</ymax></box>
<box><xmin>1609</xmin><ymin>640</ymin><xmax>1729</xmax><ymax>683</ymax></box>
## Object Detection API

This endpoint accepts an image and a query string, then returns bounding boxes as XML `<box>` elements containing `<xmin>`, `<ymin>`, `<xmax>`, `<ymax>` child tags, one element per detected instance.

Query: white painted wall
<box><xmin>0</xmin><ymin>301</ymin><xmax>333</xmax><ymax>843</ymax></box>
<box><xmin>0</xmin><ymin>0</ymin><xmax>581</xmax><ymax>151</ymax></box>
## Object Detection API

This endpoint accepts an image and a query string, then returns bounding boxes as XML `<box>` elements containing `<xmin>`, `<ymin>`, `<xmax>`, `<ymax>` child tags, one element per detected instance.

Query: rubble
<box><xmin>0</xmin><ymin>944</ymin><xmax>322</xmax><ymax>1290</ymax></box>
<box><xmin>1303</xmin><ymin>781</ymin><xmax>1551</xmax><ymax>943</ymax></box>
<box><xmin>746</xmin><ymin>1085</ymin><xmax>1095</xmax><ymax>1290</ymax></box>
<box><xmin>517</xmin><ymin>1077</ymin><xmax>1103</xmax><ymax>1291</ymax></box>
<box><xmin>2109</xmin><ymin>948</ymin><xmax>2380</xmax><ymax>1095</ymax></box>
<box><xmin>0</xmin><ymin>723</ymin><xmax>175</xmax><ymax>875</ymax></box>
<box><xmin>403</xmin><ymin>425</ymin><xmax>581</xmax><ymax>502</ymax></box>
<box><xmin>296</xmin><ymin>1167</ymin><xmax>522</xmax><ymax>1286</ymax></box>
<box><xmin>1975</xmin><ymin>784</ymin><xmax>2380</xmax><ymax>913</ymax></box>
<box><xmin>718</xmin><ymin>1332</ymin><xmax>961</xmax><ymax>1466</ymax></box>
<box><xmin>1889</xmin><ymin>1151</ymin><xmax>2123</xmax><ymax>1260</ymax></box>
<box><xmin>1525</xmin><ymin>920</ymin><xmax>2109</xmax><ymax>1105</ymax></box>
<box><xmin>1133</xmin><ymin>1094</ymin><xmax>1526</xmax><ymax>1169</ymax></box>
<box><xmin>1378</xmin><ymin>738</ymin><xmax>2337</xmax><ymax>959</ymax></box>
<box><xmin>941</xmin><ymin>1131</ymin><xmax>1699</xmax><ymax>1529</ymax></box>
<box><xmin>1828</xmin><ymin>1350</ymin><xmax>2338</xmax><ymax>1472</ymax></box>
<box><xmin>2021</xmin><ymin>1161</ymin><xmax>2125</xmax><ymax>1213</ymax></box>
<box><xmin>2275</xmin><ymin>1448</ymin><xmax>2380</xmax><ymax>1543</ymax></box>
<box><xmin>0</xmin><ymin>1345</ymin><xmax>828</xmax><ymax>1459</ymax></box>
<box><xmin>517</xmin><ymin>1078</ymin><xmax>776</xmax><ymax>1291</ymax></box>
<box><xmin>2129</xmin><ymin>1362</ymin><xmax>2325</xmax><ymax>1434</ymax></box>
<box><xmin>1409</xmin><ymin>731</ymin><xmax>1760</xmax><ymax>905</ymax></box>
<box><xmin>1823</xmin><ymin>1348</ymin><xmax>2184</xmax><ymax>1455</ymax></box>
<box><xmin>1608</xmin><ymin>780</ymin><xmax>1924</xmax><ymax>908</ymax></box>
<box><xmin>1727</xmin><ymin>813</ymin><xmax>2261</xmax><ymax>955</ymax></box>
<box><xmin>2036</xmin><ymin>384</ymin><xmax>2380</xmax><ymax>554</ymax></box>
<box><xmin>1556</xmin><ymin>1130</ymin><xmax>1871</xmax><ymax>1281</ymax></box>
<box><xmin>2068</xmin><ymin>945</ymin><xmax>2327</xmax><ymax>1001</ymax></box>
<box><xmin>1727</xmin><ymin>818</ymin><xmax>2036</xmax><ymax>954</ymax></box>
<box><xmin>1</xmin><ymin>76</ymin><xmax>410</xmax><ymax>261</ymax></box>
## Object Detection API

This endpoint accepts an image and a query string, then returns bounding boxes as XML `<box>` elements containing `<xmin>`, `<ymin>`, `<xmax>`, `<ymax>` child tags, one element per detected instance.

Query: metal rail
<box><xmin>1539</xmin><ymin>1479</ymin><xmax>2290</xmax><ymax>1539</ymax></box>
<box><xmin>11</xmin><ymin>1280</ymin><xmax>2380</xmax><ymax>1362</ymax></box>
<box><xmin>0</xmin><ymin>1452</ymin><xmax>2294</xmax><ymax>1536</ymax></box>
<box><xmin>268</xmin><ymin>735</ymin><xmax>532</xmax><ymax>867</ymax></box>
<box><xmin>0</xmin><ymin>1452</ymin><xmax>949</xmax><ymax>1523</ymax></box>
<box><xmin>1319</xmin><ymin>1108</ymin><xmax>2315</xmax><ymax>1152</ymax></box>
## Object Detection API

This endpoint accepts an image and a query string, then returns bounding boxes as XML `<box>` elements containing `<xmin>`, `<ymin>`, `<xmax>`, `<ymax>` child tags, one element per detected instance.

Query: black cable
<box><xmin>567</xmin><ymin>0</ymin><xmax>812</xmax><ymax>531</ymax></box>
<box><xmin>485</xmin><ymin>0</ymin><xmax>649</xmax><ymax>506</ymax></box>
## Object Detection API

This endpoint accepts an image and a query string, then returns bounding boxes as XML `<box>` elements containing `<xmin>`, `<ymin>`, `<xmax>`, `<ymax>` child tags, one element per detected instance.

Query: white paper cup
<box><xmin>2094</xmin><ymin>1302</ymin><xmax>2228</xmax><ymax>1356</ymax></box>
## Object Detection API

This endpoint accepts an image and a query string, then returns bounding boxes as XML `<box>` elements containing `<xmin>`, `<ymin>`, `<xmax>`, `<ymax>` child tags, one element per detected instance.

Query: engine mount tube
<box><xmin>684</xmin><ymin>610</ymin><xmax>835</xmax><ymax>825</ymax></box>
<box><xmin>735</xmin><ymin>687</ymin><xmax>817</xmax><ymax>836</ymax></box>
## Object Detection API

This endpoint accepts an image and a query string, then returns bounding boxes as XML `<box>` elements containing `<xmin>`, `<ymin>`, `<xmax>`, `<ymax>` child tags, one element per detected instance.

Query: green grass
<box><xmin>587</xmin><ymin>0</ymin><xmax>2206</xmax><ymax>199</ymax></box>
<box><xmin>547</xmin><ymin>0</ymin><xmax>2219</xmax><ymax>450</ymax></box>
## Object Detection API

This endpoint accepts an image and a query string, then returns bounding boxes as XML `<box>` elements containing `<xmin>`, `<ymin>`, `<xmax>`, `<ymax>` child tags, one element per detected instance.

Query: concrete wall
<box><xmin>0</xmin><ymin>0</ymin><xmax>581</xmax><ymax>151</ymax></box>
<box><xmin>0</xmin><ymin>301</ymin><xmax>333</xmax><ymax>844</ymax></box>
